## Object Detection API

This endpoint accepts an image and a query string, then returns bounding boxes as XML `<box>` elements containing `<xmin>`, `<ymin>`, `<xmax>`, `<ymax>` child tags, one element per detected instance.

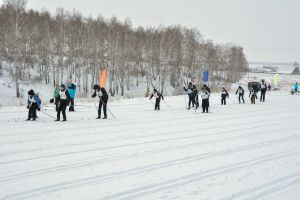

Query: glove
<box><xmin>27</xmin><ymin>106</ymin><xmax>30</xmax><ymax>109</ymax></box>
<box><xmin>37</xmin><ymin>108</ymin><xmax>40</xmax><ymax>111</ymax></box>
<box><xmin>50</xmin><ymin>98</ymin><xmax>54</xmax><ymax>104</ymax></box>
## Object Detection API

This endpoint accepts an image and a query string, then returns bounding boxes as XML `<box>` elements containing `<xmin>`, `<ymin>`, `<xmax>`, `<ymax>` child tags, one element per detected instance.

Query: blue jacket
<box><xmin>27</xmin><ymin>95</ymin><xmax>41</xmax><ymax>108</ymax></box>
<box><xmin>294</xmin><ymin>83</ymin><xmax>298</xmax><ymax>90</ymax></box>
<box><xmin>68</xmin><ymin>88</ymin><xmax>76</xmax><ymax>99</ymax></box>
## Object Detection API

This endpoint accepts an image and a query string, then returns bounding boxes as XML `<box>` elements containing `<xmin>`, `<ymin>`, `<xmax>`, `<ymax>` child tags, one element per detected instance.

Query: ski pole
<box><xmin>149</xmin><ymin>99</ymin><xmax>155</xmax><ymax>106</ymax></box>
<box><xmin>40</xmin><ymin>110</ymin><xmax>56</xmax><ymax>119</ymax></box>
<box><xmin>100</xmin><ymin>98</ymin><xmax>116</xmax><ymax>119</ymax></box>
<box><xmin>163</xmin><ymin>99</ymin><xmax>172</xmax><ymax>110</ymax></box>
<box><xmin>93</xmin><ymin>99</ymin><xmax>98</xmax><ymax>112</ymax></box>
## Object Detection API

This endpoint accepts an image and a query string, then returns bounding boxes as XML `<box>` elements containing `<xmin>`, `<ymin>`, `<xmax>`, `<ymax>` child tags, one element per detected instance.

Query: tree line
<box><xmin>0</xmin><ymin>0</ymin><xmax>248</xmax><ymax>97</ymax></box>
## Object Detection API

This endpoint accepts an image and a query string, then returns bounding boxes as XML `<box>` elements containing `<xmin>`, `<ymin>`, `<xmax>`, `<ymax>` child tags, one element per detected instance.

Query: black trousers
<box><xmin>221</xmin><ymin>95</ymin><xmax>227</xmax><ymax>105</ymax></box>
<box><xmin>98</xmin><ymin>99</ymin><xmax>108</xmax><ymax>117</ymax></box>
<box><xmin>69</xmin><ymin>99</ymin><xmax>75</xmax><ymax>111</ymax></box>
<box><xmin>57</xmin><ymin>101</ymin><xmax>68</xmax><ymax>120</ymax></box>
<box><xmin>202</xmin><ymin>99</ymin><xmax>209</xmax><ymax>113</ymax></box>
<box><xmin>28</xmin><ymin>103</ymin><xmax>37</xmax><ymax>120</ymax></box>
<box><xmin>239</xmin><ymin>94</ymin><xmax>245</xmax><ymax>103</ymax></box>
<box><xmin>260</xmin><ymin>90</ymin><xmax>266</xmax><ymax>102</ymax></box>
<box><xmin>188</xmin><ymin>94</ymin><xmax>196</xmax><ymax>109</ymax></box>
<box><xmin>251</xmin><ymin>96</ymin><xmax>256</xmax><ymax>104</ymax></box>
<box><xmin>155</xmin><ymin>99</ymin><xmax>161</xmax><ymax>110</ymax></box>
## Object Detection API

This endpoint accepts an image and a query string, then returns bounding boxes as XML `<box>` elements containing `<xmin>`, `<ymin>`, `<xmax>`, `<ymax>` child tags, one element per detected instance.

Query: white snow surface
<box><xmin>0</xmin><ymin>92</ymin><xmax>300</xmax><ymax>200</ymax></box>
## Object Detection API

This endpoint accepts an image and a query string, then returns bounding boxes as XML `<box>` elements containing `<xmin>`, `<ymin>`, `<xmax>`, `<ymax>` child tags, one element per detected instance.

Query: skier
<box><xmin>221</xmin><ymin>87</ymin><xmax>229</xmax><ymax>105</ymax></box>
<box><xmin>26</xmin><ymin>89</ymin><xmax>41</xmax><ymax>121</ymax></box>
<box><xmin>55</xmin><ymin>84</ymin><xmax>71</xmax><ymax>122</ymax></box>
<box><xmin>183</xmin><ymin>82</ymin><xmax>196</xmax><ymax>110</ymax></box>
<box><xmin>260</xmin><ymin>79</ymin><xmax>267</xmax><ymax>102</ymax></box>
<box><xmin>294</xmin><ymin>82</ymin><xmax>299</xmax><ymax>92</ymax></box>
<box><xmin>249</xmin><ymin>88</ymin><xmax>257</xmax><ymax>104</ymax></box>
<box><xmin>235</xmin><ymin>86</ymin><xmax>245</xmax><ymax>104</ymax></box>
<box><xmin>201</xmin><ymin>86</ymin><xmax>210</xmax><ymax>113</ymax></box>
<box><xmin>68</xmin><ymin>83</ymin><xmax>76</xmax><ymax>112</ymax></box>
<box><xmin>92</xmin><ymin>84</ymin><xmax>109</xmax><ymax>119</ymax></box>
<box><xmin>149</xmin><ymin>89</ymin><xmax>164</xmax><ymax>110</ymax></box>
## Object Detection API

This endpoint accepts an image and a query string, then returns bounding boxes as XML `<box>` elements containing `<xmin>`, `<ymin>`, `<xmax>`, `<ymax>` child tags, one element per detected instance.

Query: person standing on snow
<box><xmin>149</xmin><ymin>89</ymin><xmax>164</xmax><ymax>110</ymax></box>
<box><xmin>294</xmin><ymin>82</ymin><xmax>299</xmax><ymax>92</ymax></box>
<box><xmin>221</xmin><ymin>87</ymin><xmax>229</xmax><ymax>105</ymax></box>
<box><xmin>55</xmin><ymin>84</ymin><xmax>71</xmax><ymax>122</ymax></box>
<box><xmin>201</xmin><ymin>86</ymin><xmax>210</xmax><ymax>113</ymax></box>
<box><xmin>183</xmin><ymin>82</ymin><xmax>196</xmax><ymax>110</ymax></box>
<box><xmin>92</xmin><ymin>84</ymin><xmax>109</xmax><ymax>119</ymax></box>
<box><xmin>27</xmin><ymin>89</ymin><xmax>41</xmax><ymax>121</ymax></box>
<box><xmin>260</xmin><ymin>80</ymin><xmax>267</xmax><ymax>102</ymax></box>
<box><xmin>68</xmin><ymin>83</ymin><xmax>76</xmax><ymax>112</ymax></box>
<box><xmin>235</xmin><ymin>86</ymin><xmax>245</xmax><ymax>104</ymax></box>
<box><xmin>249</xmin><ymin>88</ymin><xmax>257</xmax><ymax>104</ymax></box>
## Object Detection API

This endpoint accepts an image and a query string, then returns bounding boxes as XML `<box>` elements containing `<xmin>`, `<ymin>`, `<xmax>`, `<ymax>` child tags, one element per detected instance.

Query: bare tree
<box><xmin>0</xmin><ymin>2</ymin><xmax>249</xmax><ymax>97</ymax></box>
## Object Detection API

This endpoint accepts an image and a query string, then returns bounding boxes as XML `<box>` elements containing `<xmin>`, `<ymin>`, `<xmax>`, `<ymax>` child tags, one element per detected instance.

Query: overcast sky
<box><xmin>7</xmin><ymin>0</ymin><xmax>300</xmax><ymax>62</ymax></box>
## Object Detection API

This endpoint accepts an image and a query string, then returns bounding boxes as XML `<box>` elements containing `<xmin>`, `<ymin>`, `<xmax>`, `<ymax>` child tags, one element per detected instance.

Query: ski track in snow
<box><xmin>0</xmin><ymin>94</ymin><xmax>300</xmax><ymax>200</ymax></box>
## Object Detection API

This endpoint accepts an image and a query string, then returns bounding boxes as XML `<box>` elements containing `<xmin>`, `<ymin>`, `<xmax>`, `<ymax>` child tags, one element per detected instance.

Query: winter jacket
<box><xmin>235</xmin><ymin>87</ymin><xmax>245</xmax><ymax>95</ymax></box>
<box><xmin>92</xmin><ymin>88</ymin><xmax>109</xmax><ymax>101</ymax></box>
<box><xmin>54</xmin><ymin>88</ymin><xmax>60</xmax><ymax>98</ymax></box>
<box><xmin>27</xmin><ymin>95</ymin><xmax>41</xmax><ymax>108</ymax></box>
<box><xmin>201</xmin><ymin>90</ymin><xmax>210</xmax><ymax>100</ymax></box>
<box><xmin>184</xmin><ymin>85</ymin><xmax>194</xmax><ymax>94</ymax></box>
<box><xmin>260</xmin><ymin>83</ymin><xmax>267</xmax><ymax>91</ymax></box>
<box><xmin>294</xmin><ymin>83</ymin><xmax>299</xmax><ymax>90</ymax></box>
<box><xmin>150</xmin><ymin>92</ymin><xmax>164</xmax><ymax>100</ymax></box>
<box><xmin>192</xmin><ymin>85</ymin><xmax>198</xmax><ymax>95</ymax></box>
<box><xmin>249</xmin><ymin>91</ymin><xmax>257</xmax><ymax>99</ymax></box>
<box><xmin>221</xmin><ymin>89</ymin><xmax>229</xmax><ymax>98</ymax></box>
<box><xmin>58</xmin><ymin>89</ymin><xmax>71</xmax><ymax>104</ymax></box>
<box><xmin>68</xmin><ymin>88</ymin><xmax>76</xmax><ymax>99</ymax></box>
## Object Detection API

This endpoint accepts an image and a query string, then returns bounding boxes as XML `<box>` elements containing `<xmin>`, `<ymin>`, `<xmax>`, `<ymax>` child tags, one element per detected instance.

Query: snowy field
<box><xmin>0</xmin><ymin>92</ymin><xmax>300</xmax><ymax>200</ymax></box>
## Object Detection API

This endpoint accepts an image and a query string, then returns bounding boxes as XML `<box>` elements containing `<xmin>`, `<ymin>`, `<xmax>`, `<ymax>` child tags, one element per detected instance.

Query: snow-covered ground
<box><xmin>0</xmin><ymin>91</ymin><xmax>300</xmax><ymax>200</ymax></box>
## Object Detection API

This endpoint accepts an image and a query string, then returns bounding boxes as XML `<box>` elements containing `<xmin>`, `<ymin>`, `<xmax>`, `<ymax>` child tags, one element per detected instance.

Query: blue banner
<box><xmin>203</xmin><ymin>71</ymin><xmax>209</xmax><ymax>82</ymax></box>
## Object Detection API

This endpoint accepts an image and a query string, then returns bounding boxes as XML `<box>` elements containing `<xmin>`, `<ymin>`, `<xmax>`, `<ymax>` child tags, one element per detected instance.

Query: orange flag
<box><xmin>99</xmin><ymin>68</ymin><xmax>108</xmax><ymax>88</ymax></box>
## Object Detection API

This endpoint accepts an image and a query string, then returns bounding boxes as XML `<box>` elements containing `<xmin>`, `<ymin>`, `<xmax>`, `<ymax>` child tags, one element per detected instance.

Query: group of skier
<box><xmin>26</xmin><ymin>82</ymin><xmax>109</xmax><ymax>122</ymax></box>
<box><xmin>26</xmin><ymin>78</ymin><xmax>273</xmax><ymax>121</ymax></box>
<box><xmin>176</xmin><ymin>79</ymin><xmax>269</xmax><ymax>113</ymax></box>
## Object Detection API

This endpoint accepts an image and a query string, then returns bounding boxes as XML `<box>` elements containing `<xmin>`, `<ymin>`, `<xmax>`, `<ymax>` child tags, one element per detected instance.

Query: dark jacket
<box><xmin>203</xmin><ymin>86</ymin><xmax>211</xmax><ymax>93</ymax></box>
<box><xmin>236</xmin><ymin>87</ymin><xmax>245</xmax><ymax>95</ymax></box>
<box><xmin>192</xmin><ymin>85</ymin><xmax>198</xmax><ymax>95</ymax></box>
<box><xmin>260</xmin><ymin>83</ymin><xmax>267</xmax><ymax>92</ymax></box>
<box><xmin>150</xmin><ymin>92</ymin><xmax>164</xmax><ymax>101</ymax></box>
<box><xmin>27</xmin><ymin>94</ymin><xmax>41</xmax><ymax>108</ymax></box>
<box><xmin>92</xmin><ymin>88</ymin><xmax>109</xmax><ymax>101</ymax></box>
<box><xmin>221</xmin><ymin>89</ymin><xmax>229</xmax><ymax>98</ymax></box>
